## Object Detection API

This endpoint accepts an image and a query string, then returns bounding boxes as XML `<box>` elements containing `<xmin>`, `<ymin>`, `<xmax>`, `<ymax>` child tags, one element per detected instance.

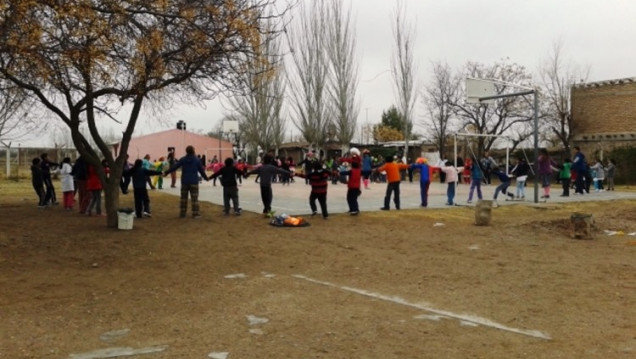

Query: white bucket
<box><xmin>117</xmin><ymin>211</ymin><xmax>134</xmax><ymax>230</ymax></box>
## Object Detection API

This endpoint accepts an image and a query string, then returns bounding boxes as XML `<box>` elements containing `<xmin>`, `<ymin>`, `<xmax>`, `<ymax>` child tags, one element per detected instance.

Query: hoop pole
<box><xmin>533</xmin><ymin>91</ymin><xmax>539</xmax><ymax>203</ymax></box>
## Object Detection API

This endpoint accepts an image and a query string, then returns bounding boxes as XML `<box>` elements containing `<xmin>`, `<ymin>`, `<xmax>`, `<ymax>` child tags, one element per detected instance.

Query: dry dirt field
<box><xmin>1</xmin><ymin>181</ymin><xmax>635</xmax><ymax>359</ymax></box>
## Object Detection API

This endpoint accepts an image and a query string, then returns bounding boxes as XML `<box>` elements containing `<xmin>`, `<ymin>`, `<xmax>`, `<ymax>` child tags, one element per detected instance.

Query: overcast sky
<box><xmin>24</xmin><ymin>0</ymin><xmax>636</xmax><ymax>146</ymax></box>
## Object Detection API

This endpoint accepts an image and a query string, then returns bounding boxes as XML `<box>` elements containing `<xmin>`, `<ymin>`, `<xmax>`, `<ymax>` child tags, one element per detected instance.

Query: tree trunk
<box><xmin>570</xmin><ymin>213</ymin><xmax>593</xmax><ymax>239</ymax></box>
<box><xmin>474</xmin><ymin>200</ymin><xmax>493</xmax><ymax>226</ymax></box>
<box><xmin>104</xmin><ymin>173</ymin><xmax>121</xmax><ymax>228</ymax></box>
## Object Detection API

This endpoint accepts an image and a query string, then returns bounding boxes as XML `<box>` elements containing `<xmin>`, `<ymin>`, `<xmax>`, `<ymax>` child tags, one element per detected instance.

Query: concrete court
<box><xmin>161</xmin><ymin>177</ymin><xmax>636</xmax><ymax>216</ymax></box>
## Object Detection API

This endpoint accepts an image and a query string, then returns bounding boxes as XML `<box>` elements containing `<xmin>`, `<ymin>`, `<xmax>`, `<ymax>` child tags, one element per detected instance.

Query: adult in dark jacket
<box><xmin>40</xmin><ymin>153</ymin><xmax>58</xmax><ymax>205</ymax></box>
<box><xmin>31</xmin><ymin>158</ymin><xmax>46</xmax><ymax>207</ymax></box>
<box><xmin>209</xmin><ymin>157</ymin><xmax>242</xmax><ymax>215</ymax></box>
<box><xmin>572</xmin><ymin>146</ymin><xmax>591</xmax><ymax>194</ymax></box>
<box><xmin>163</xmin><ymin>145</ymin><xmax>209</xmax><ymax>218</ymax></box>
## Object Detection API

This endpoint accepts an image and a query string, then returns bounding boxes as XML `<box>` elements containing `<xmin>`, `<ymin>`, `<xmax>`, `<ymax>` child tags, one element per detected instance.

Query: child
<box><xmin>31</xmin><ymin>158</ymin><xmax>46</xmax><ymax>208</ymax></box>
<box><xmin>466</xmin><ymin>157</ymin><xmax>484</xmax><ymax>204</ymax></box>
<box><xmin>538</xmin><ymin>149</ymin><xmax>556</xmax><ymax>199</ymax></box>
<box><xmin>492</xmin><ymin>167</ymin><xmax>514</xmax><ymax>207</ymax></box>
<box><xmin>559</xmin><ymin>159</ymin><xmax>572</xmax><ymax>197</ymax></box>
<box><xmin>59</xmin><ymin>157</ymin><xmax>75</xmax><ymax>210</ymax></box>
<box><xmin>377</xmin><ymin>156</ymin><xmax>409</xmax><ymax>210</ymax></box>
<box><xmin>409</xmin><ymin>157</ymin><xmax>437</xmax><ymax>207</ymax></box>
<box><xmin>295</xmin><ymin>160</ymin><xmax>331</xmax><ymax>219</ymax></box>
<box><xmin>605</xmin><ymin>159</ymin><xmax>616</xmax><ymax>191</ymax></box>
<box><xmin>209</xmin><ymin>157</ymin><xmax>242</xmax><ymax>215</ymax></box>
<box><xmin>152</xmin><ymin>157</ymin><xmax>166</xmax><ymax>189</ymax></box>
<box><xmin>589</xmin><ymin>159</ymin><xmax>605</xmax><ymax>192</ymax></box>
<box><xmin>462</xmin><ymin>158</ymin><xmax>472</xmax><ymax>184</ymax></box>
<box><xmin>510</xmin><ymin>158</ymin><xmax>530</xmax><ymax>199</ymax></box>
<box><xmin>340</xmin><ymin>160</ymin><xmax>362</xmax><ymax>215</ymax></box>
<box><xmin>440</xmin><ymin>162</ymin><xmax>462</xmax><ymax>206</ymax></box>
<box><xmin>245</xmin><ymin>154</ymin><xmax>292</xmax><ymax>216</ymax></box>
<box><xmin>361</xmin><ymin>151</ymin><xmax>373</xmax><ymax>189</ymax></box>
<box><xmin>126</xmin><ymin>159</ymin><xmax>163</xmax><ymax>218</ymax></box>
<box><xmin>85</xmin><ymin>162</ymin><xmax>104</xmax><ymax>216</ymax></box>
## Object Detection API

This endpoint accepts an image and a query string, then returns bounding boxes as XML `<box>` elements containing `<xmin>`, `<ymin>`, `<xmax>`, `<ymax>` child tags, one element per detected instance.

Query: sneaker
<box><xmin>311</xmin><ymin>211</ymin><xmax>318</xmax><ymax>216</ymax></box>
<box><xmin>492</xmin><ymin>200</ymin><xmax>499</xmax><ymax>208</ymax></box>
<box><xmin>350</xmin><ymin>211</ymin><xmax>359</xmax><ymax>216</ymax></box>
<box><xmin>143</xmin><ymin>212</ymin><xmax>152</xmax><ymax>217</ymax></box>
<box><xmin>234</xmin><ymin>208</ymin><xmax>242</xmax><ymax>216</ymax></box>
<box><xmin>192</xmin><ymin>214</ymin><xmax>201</xmax><ymax>219</ymax></box>
<box><xmin>444</xmin><ymin>202</ymin><xmax>453</xmax><ymax>206</ymax></box>
<box><xmin>466</xmin><ymin>200</ymin><xmax>472</xmax><ymax>204</ymax></box>
<box><xmin>380</xmin><ymin>207</ymin><xmax>389</xmax><ymax>211</ymax></box>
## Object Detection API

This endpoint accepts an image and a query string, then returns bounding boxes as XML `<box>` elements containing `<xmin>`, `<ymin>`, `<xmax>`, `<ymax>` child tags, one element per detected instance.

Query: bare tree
<box><xmin>0</xmin><ymin>0</ymin><xmax>288</xmax><ymax>227</ymax></box>
<box><xmin>227</xmin><ymin>19</ymin><xmax>287</xmax><ymax>156</ymax></box>
<box><xmin>421</xmin><ymin>62</ymin><xmax>461</xmax><ymax>158</ymax></box>
<box><xmin>0</xmin><ymin>82</ymin><xmax>40</xmax><ymax>147</ymax></box>
<box><xmin>452</xmin><ymin>59</ymin><xmax>534</xmax><ymax>159</ymax></box>
<box><xmin>539</xmin><ymin>40</ymin><xmax>589</xmax><ymax>157</ymax></box>
<box><xmin>288</xmin><ymin>0</ymin><xmax>331</xmax><ymax>155</ymax></box>
<box><xmin>326</xmin><ymin>0</ymin><xmax>360</xmax><ymax>153</ymax></box>
<box><xmin>391</xmin><ymin>0</ymin><xmax>418</xmax><ymax>157</ymax></box>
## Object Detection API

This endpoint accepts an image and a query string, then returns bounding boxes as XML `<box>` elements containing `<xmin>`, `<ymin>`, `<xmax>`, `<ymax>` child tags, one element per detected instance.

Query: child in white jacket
<box><xmin>60</xmin><ymin>157</ymin><xmax>75</xmax><ymax>210</ymax></box>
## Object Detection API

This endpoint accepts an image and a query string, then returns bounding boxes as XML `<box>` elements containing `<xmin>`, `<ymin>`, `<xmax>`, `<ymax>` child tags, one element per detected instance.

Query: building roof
<box><xmin>574</xmin><ymin>77</ymin><xmax>636</xmax><ymax>88</ymax></box>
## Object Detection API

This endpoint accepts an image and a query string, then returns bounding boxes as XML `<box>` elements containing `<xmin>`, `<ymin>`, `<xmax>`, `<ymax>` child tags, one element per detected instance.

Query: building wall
<box><xmin>115</xmin><ymin>129</ymin><xmax>234</xmax><ymax>164</ymax></box>
<box><xmin>571</xmin><ymin>78</ymin><xmax>636</xmax><ymax>155</ymax></box>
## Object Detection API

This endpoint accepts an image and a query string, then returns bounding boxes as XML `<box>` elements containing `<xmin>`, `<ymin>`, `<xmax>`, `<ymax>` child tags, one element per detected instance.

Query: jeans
<box><xmin>446</xmin><ymin>182</ymin><xmax>456</xmax><ymax>205</ymax></box>
<box><xmin>494</xmin><ymin>182</ymin><xmax>512</xmax><ymax>199</ymax></box>
<box><xmin>516</xmin><ymin>180</ymin><xmax>526</xmax><ymax>198</ymax></box>
<box><xmin>468</xmin><ymin>179</ymin><xmax>482</xmax><ymax>201</ymax></box>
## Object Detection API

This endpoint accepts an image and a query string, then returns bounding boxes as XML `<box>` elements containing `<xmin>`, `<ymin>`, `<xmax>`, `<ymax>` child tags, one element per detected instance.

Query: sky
<box><xmin>19</xmin><ymin>0</ymin><xmax>636</xmax><ymax>147</ymax></box>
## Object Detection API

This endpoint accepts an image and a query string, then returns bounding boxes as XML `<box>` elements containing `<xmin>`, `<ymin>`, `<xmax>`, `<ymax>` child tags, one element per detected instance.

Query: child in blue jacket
<box><xmin>492</xmin><ymin>166</ymin><xmax>514</xmax><ymax>206</ymax></box>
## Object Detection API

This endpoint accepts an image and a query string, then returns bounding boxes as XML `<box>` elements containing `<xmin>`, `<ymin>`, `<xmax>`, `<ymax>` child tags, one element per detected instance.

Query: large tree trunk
<box><xmin>104</xmin><ymin>170</ymin><xmax>122</xmax><ymax>228</ymax></box>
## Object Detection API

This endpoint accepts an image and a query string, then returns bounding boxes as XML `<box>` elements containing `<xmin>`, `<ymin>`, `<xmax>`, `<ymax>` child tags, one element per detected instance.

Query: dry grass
<box><xmin>1</xmin><ymin>180</ymin><xmax>636</xmax><ymax>358</ymax></box>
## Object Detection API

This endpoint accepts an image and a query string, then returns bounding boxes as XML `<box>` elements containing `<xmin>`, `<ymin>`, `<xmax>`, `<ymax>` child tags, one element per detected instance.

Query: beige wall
<box><xmin>115</xmin><ymin>129</ymin><xmax>234</xmax><ymax>163</ymax></box>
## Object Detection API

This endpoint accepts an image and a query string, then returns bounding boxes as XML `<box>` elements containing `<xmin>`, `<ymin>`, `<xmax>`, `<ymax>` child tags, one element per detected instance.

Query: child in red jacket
<box><xmin>340</xmin><ymin>159</ymin><xmax>362</xmax><ymax>215</ymax></box>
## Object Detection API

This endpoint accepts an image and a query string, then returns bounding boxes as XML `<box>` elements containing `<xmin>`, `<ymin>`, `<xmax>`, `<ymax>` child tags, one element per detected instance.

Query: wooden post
<box><xmin>570</xmin><ymin>213</ymin><xmax>594</xmax><ymax>239</ymax></box>
<box><xmin>475</xmin><ymin>200</ymin><xmax>493</xmax><ymax>226</ymax></box>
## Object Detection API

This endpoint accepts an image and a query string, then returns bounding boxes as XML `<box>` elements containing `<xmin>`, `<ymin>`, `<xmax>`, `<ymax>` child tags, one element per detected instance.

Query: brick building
<box><xmin>570</xmin><ymin>77</ymin><xmax>636</xmax><ymax>157</ymax></box>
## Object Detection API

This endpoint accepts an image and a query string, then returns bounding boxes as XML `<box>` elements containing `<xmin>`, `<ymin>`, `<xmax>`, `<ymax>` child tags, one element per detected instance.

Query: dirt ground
<box><xmin>1</xmin><ymin>180</ymin><xmax>635</xmax><ymax>359</ymax></box>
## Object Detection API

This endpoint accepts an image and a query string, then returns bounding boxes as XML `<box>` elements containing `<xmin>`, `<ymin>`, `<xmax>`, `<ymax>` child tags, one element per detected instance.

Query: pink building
<box><xmin>112</xmin><ymin>129</ymin><xmax>234</xmax><ymax>164</ymax></box>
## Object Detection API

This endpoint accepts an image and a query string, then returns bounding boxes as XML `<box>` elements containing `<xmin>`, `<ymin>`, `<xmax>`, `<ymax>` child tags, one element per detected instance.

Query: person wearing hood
<box><xmin>163</xmin><ymin>145</ymin><xmax>209</xmax><ymax>218</ymax></box>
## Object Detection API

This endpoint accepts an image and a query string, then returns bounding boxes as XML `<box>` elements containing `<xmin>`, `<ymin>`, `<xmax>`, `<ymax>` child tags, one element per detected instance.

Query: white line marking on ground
<box><xmin>69</xmin><ymin>346</ymin><xmax>168</xmax><ymax>359</ymax></box>
<box><xmin>293</xmin><ymin>274</ymin><xmax>551</xmax><ymax>340</ymax></box>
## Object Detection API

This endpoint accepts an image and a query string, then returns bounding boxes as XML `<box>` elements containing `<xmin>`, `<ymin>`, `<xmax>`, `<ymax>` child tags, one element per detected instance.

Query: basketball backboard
<box><xmin>466</xmin><ymin>78</ymin><xmax>496</xmax><ymax>104</ymax></box>
<box><xmin>222</xmin><ymin>120</ymin><xmax>239</xmax><ymax>133</ymax></box>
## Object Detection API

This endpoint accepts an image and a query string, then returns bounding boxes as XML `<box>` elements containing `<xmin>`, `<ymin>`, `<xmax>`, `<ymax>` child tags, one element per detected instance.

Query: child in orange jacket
<box><xmin>376</xmin><ymin>156</ymin><xmax>409</xmax><ymax>210</ymax></box>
